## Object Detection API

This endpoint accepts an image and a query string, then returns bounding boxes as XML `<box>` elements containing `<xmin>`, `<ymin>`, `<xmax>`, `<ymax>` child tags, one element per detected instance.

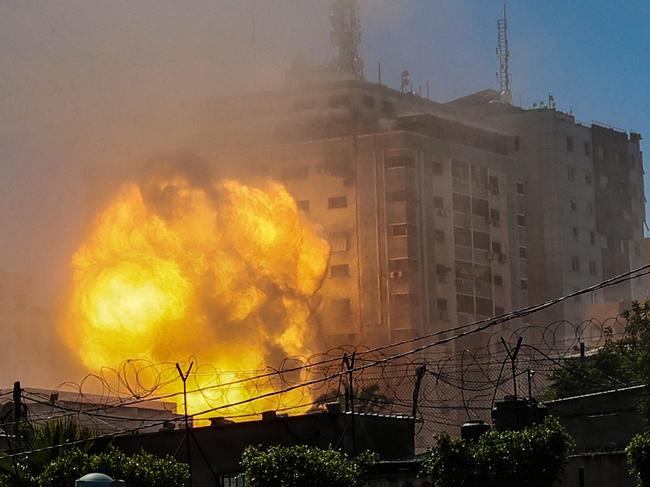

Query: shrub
<box><xmin>38</xmin><ymin>446</ymin><xmax>189</xmax><ymax>487</ymax></box>
<box><xmin>627</xmin><ymin>430</ymin><xmax>650</xmax><ymax>486</ymax></box>
<box><xmin>421</xmin><ymin>417</ymin><xmax>574</xmax><ymax>487</ymax></box>
<box><xmin>241</xmin><ymin>445</ymin><xmax>372</xmax><ymax>487</ymax></box>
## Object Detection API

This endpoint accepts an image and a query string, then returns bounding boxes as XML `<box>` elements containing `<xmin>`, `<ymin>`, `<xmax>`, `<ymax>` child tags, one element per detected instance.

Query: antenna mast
<box><xmin>330</xmin><ymin>0</ymin><xmax>364</xmax><ymax>80</ymax></box>
<box><xmin>496</xmin><ymin>4</ymin><xmax>512</xmax><ymax>102</ymax></box>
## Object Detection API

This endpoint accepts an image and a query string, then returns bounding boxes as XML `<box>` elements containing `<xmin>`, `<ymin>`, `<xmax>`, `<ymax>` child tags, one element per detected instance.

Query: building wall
<box><xmin>226</xmin><ymin>120</ymin><xmax>523</xmax><ymax>348</ymax></box>
<box><xmin>205</xmin><ymin>79</ymin><xmax>645</xmax><ymax>348</ymax></box>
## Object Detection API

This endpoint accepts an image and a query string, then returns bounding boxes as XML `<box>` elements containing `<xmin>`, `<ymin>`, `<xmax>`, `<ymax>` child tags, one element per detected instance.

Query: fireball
<box><xmin>64</xmin><ymin>163</ymin><xmax>330</xmax><ymax>419</ymax></box>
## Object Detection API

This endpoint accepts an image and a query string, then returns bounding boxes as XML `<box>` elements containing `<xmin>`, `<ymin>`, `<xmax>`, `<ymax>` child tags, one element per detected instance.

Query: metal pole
<box><xmin>412</xmin><ymin>365</ymin><xmax>426</xmax><ymax>419</ymax></box>
<box><xmin>527</xmin><ymin>369</ymin><xmax>534</xmax><ymax>399</ymax></box>
<box><xmin>501</xmin><ymin>337</ymin><xmax>522</xmax><ymax>399</ymax></box>
<box><xmin>176</xmin><ymin>362</ymin><xmax>194</xmax><ymax>486</ymax></box>
<box><xmin>12</xmin><ymin>381</ymin><xmax>21</xmax><ymax>436</ymax></box>
<box><xmin>579</xmin><ymin>466</ymin><xmax>585</xmax><ymax>487</ymax></box>
<box><xmin>345</xmin><ymin>352</ymin><xmax>357</xmax><ymax>456</ymax></box>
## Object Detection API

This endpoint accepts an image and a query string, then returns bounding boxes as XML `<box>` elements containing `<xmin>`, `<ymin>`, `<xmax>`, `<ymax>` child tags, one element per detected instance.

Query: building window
<box><xmin>566</xmin><ymin>136</ymin><xmax>574</xmax><ymax>152</ymax></box>
<box><xmin>436</xmin><ymin>264</ymin><xmax>449</xmax><ymax>281</ymax></box>
<box><xmin>330</xmin><ymin>264</ymin><xmax>350</xmax><ymax>277</ymax></box>
<box><xmin>570</xmin><ymin>200</ymin><xmax>577</xmax><ymax>212</ymax></box>
<box><xmin>590</xmin><ymin>231</ymin><xmax>596</xmax><ymax>246</ymax></box>
<box><xmin>452</xmin><ymin>193</ymin><xmax>471</xmax><ymax>213</ymax></box>
<box><xmin>296</xmin><ymin>200</ymin><xmax>310</xmax><ymax>211</ymax></box>
<box><xmin>433</xmin><ymin>161</ymin><xmax>443</xmax><ymax>174</ymax></box>
<box><xmin>568</xmin><ymin>167</ymin><xmax>575</xmax><ymax>182</ymax></box>
<box><xmin>472</xmin><ymin>198</ymin><xmax>489</xmax><ymax>218</ymax></box>
<box><xmin>520</xmin><ymin>279</ymin><xmax>528</xmax><ymax>292</ymax></box>
<box><xmin>597</xmin><ymin>146</ymin><xmax>605</xmax><ymax>159</ymax></box>
<box><xmin>516</xmin><ymin>214</ymin><xmax>526</xmax><ymax>226</ymax></box>
<box><xmin>456</xmin><ymin>294</ymin><xmax>475</xmax><ymax>314</ymax></box>
<box><xmin>490</xmin><ymin>208</ymin><xmax>501</xmax><ymax>225</ymax></box>
<box><xmin>516</xmin><ymin>182</ymin><xmax>525</xmax><ymax>194</ymax></box>
<box><xmin>390</xmin><ymin>259</ymin><xmax>419</xmax><ymax>272</ymax></box>
<box><xmin>329</xmin><ymin>232</ymin><xmax>349</xmax><ymax>252</ymax></box>
<box><xmin>473</xmin><ymin>231</ymin><xmax>490</xmax><ymax>250</ymax></box>
<box><xmin>437</xmin><ymin>298</ymin><xmax>448</xmax><ymax>311</ymax></box>
<box><xmin>492</xmin><ymin>241</ymin><xmax>502</xmax><ymax>254</ymax></box>
<box><xmin>452</xmin><ymin>160</ymin><xmax>470</xmax><ymax>180</ymax></box>
<box><xmin>519</xmin><ymin>246</ymin><xmax>527</xmax><ymax>259</ymax></box>
<box><xmin>389</xmin><ymin>224</ymin><xmax>417</xmax><ymax>236</ymax></box>
<box><xmin>433</xmin><ymin>196</ymin><xmax>444</xmax><ymax>208</ymax></box>
<box><xmin>328</xmin><ymin>196</ymin><xmax>348</xmax><ymax>209</ymax></box>
<box><xmin>434</xmin><ymin>230</ymin><xmax>445</xmax><ymax>242</ymax></box>
<box><xmin>571</xmin><ymin>256</ymin><xmax>581</xmax><ymax>272</ymax></box>
<box><xmin>572</xmin><ymin>227</ymin><xmax>579</xmax><ymax>240</ymax></box>
<box><xmin>589</xmin><ymin>260</ymin><xmax>597</xmax><ymax>275</ymax></box>
<box><xmin>587</xmin><ymin>202</ymin><xmax>594</xmax><ymax>216</ymax></box>
<box><xmin>494</xmin><ymin>274</ymin><xmax>503</xmax><ymax>286</ymax></box>
<box><xmin>363</xmin><ymin>94</ymin><xmax>375</xmax><ymax>109</ymax></box>
<box><xmin>495</xmin><ymin>306</ymin><xmax>505</xmax><ymax>315</ymax></box>
<box><xmin>585</xmin><ymin>172</ymin><xmax>592</xmax><ymax>185</ymax></box>
<box><xmin>476</xmin><ymin>298</ymin><xmax>494</xmax><ymax>316</ymax></box>
<box><xmin>454</xmin><ymin>227</ymin><xmax>472</xmax><ymax>247</ymax></box>
<box><xmin>514</xmin><ymin>136</ymin><xmax>520</xmax><ymax>151</ymax></box>
<box><xmin>386</xmin><ymin>153</ymin><xmax>415</xmax><ymax>168</ymax></box>
<box><xmin>584</xmin><ymin>142</ymin><xmax>591</xmax><ymax>156</ymax></box>
<box><xmin>489</xmin><ymin>176</ymin><xmax>500</xmax><ymax>194</ymax></box>
<box><xmin>386</xmin><ymin>190</ymin><xmax>414</xmax><ymax>201</ymax></box>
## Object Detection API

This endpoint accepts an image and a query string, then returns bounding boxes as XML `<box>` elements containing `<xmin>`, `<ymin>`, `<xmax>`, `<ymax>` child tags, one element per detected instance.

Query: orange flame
<box><xmin>64</xmin><ymin>169</ymin><xmax>329</xmax><ymax>419</ymax></box>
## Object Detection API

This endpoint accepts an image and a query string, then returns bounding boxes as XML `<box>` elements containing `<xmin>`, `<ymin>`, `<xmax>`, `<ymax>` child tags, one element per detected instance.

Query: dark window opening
<box><xmin>566</xmin><ymin>136</ymin><xmax>574</xmax><ymax>152</ymax></box>
<box><xmin>386</xmin><ymin>154</ymin><xmax>415</xmax><ymax>168</ymax></box>
<box><xmin>330</xmin><ymin>264</ymin><xmax>350</xmax><ymax>278</ymax></box>
<box><xmin>328</xmin><ymin>196</ymin><xmax>348</xmax><ymax>209</ymax></box>
<box><xmin>457</xmin><ymin>294</ymin><xmax>475</xmax><ymax>314</ymax></box>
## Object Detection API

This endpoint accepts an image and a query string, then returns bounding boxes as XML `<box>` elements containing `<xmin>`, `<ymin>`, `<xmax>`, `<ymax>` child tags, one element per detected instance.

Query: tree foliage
<box><xmin>627</xmin><ymin>430</ymin><xmax>650</xmax><ymax>487</ymax></box>
<box><xmin>421</xmin><ymin>417</ymin><xmax>574</xmax><ymax>487</ymax></box>
<box><xmin>241</xmin><ymin>445</ymin><xmax>372</xmax><ymax>487</ymax></box>
<box><xmin>546</xmin><ymin>301</ymin><xmax>650</xmax><ymax>403</ymax></box>
<box><xmin>38</xmin><ymin>446</ymin><xmax>189</xmax><ymax>487</ymax></box>
<box><xmin>0</xmin><ymin>418</ymin><xmax>94</xmax><ymax>486</ymax></box>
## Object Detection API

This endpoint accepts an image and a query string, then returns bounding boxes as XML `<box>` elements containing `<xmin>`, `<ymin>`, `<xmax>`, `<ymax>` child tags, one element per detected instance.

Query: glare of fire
<box><xmin>64</xmin><ymin>173</ymin><xmax>329</xmax><ymax>420</ymax></box>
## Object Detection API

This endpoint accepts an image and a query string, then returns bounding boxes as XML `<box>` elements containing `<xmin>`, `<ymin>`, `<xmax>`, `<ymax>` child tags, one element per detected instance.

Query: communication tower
<box><xmin>496</xmin><ymin>4</ymin><xmax>512</xmax><ymax>102</ymax></box>
<box><xmin>330</xmin><ymin>0</ymin><xmax>364</xmax><ymax>80</ymax></box>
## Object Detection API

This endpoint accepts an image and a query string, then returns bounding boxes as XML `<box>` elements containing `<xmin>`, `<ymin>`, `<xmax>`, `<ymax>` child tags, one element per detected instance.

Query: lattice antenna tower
<box><xmin>330</xmin><ymin>0</ymin><xmax>364</xmax><ymax>80</ymax></box>
<box><xmin>496</xmin><ymin>4</ymin><xmax>511</xmax><ymax>98</ymax></box>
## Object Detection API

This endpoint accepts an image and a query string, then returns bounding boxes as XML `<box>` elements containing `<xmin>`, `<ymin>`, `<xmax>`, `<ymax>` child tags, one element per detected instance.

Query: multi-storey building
<box><xmin>193</xmin><ymin>65</ymin><xmax>646</xmax><ymax>347</ymax></box>
<box><xmin>201</xmin><ymin>76</ymin><xmax>531</xmax><ymax>348</ymax></box>
<box><xmin>449</xmin><ymin>91</ymin><xmax>646</xmax><ymax>327</ymax></box>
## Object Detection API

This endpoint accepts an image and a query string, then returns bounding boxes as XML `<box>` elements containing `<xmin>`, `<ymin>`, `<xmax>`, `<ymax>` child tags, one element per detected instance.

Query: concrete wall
<box><xmin>97</xmin><ymin>412</ymin><xmax>414</xmax><ymax>486</ymax></box>
<box><xmin>557</xmin><ymin>451</ymin><xmax>635</xmax><ymax>487</ymax></box>
<box><xmin>546</xmin><ymin>385</ymin><xmax>645</xmax><ymax>453</ymax></box>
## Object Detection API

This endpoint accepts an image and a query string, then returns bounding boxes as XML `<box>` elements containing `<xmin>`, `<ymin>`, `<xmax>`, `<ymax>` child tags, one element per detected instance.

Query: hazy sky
<box><xmin>2</xmin><ymin>0</ymin><xmax>649</xmax><ymax>305</ymax></box>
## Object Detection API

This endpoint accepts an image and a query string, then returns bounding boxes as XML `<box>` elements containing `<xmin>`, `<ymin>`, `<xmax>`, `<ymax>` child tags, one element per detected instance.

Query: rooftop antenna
<box><xmin>496</xmin><ymin>4</ymin><xmax>512</xmax><ymax>103</ymax></box>
<box><xmin>330</xmin><ymin>0</ymin><xmax>364</xmax><ymax>80</ymax></box>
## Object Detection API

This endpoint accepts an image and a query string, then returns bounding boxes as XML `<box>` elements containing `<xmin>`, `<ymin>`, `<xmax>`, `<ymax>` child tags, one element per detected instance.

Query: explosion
<box><xmin>64</xmin><ymin>161</ymin><xmax>330</xmax><ymax>419</ymax></box>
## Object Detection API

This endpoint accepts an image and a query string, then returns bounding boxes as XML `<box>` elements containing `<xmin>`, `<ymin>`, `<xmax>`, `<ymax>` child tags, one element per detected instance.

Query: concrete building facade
<box><xmin>198</xmin><ymin>73</ymin><xmax>644</xmax><ymax>347</ymax></box>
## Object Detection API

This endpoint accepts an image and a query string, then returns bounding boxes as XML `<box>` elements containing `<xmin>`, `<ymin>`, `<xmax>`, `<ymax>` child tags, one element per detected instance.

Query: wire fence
<box><xmin>2</xmin><ymin>314</ymin><xmax>634</xmax><ymax>455</ymax></box>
